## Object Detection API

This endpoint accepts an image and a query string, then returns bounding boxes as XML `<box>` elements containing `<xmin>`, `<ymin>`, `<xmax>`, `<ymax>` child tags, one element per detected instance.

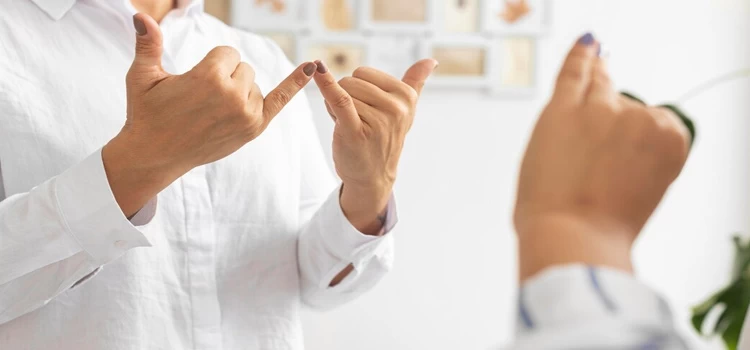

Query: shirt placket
<box><xmin>160</xmin><ymin>16</ymin><xmax>224</xmax><ymax>350</ymax></box>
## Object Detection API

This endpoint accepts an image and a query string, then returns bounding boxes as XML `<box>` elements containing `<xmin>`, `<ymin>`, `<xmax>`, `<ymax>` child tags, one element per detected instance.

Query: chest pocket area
<box><xmin>0</xmin><ymin>62</ymin><xmax>127</xmax><ymax>196</ymax></box>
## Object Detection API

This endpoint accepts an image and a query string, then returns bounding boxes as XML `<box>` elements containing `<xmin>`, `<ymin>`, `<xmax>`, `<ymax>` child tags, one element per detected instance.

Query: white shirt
<box><xmin>0</xmin><ymin>1</ymin><xmax>397</xmax><ymax>349</ymax></box>
<box><xmin>510</xmin><ymin>265</ymin><xmax>690</xmax><ymax>350</ymax></box>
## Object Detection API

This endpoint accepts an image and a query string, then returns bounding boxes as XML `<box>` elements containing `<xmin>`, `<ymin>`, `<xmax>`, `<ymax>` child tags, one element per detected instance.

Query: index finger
<box><xmin>552</xmin><ymin>33</ymin><xmax>599</xmax><ymax>106</ymax></box>
<box><xmin>312</xmin><ymin>60</ymin><xmax>361</xmax><ymax>129</ymax></box>
<box><xmin>262</xmin><ymin>61</ymin><xmax>318</xmax><ymax>120</ymax></box>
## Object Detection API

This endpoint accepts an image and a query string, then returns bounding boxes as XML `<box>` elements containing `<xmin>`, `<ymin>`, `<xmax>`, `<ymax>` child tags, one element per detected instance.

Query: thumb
<box><xmin>129</xmin><ymin>13</ymin><xmax>165</xmax><ymax>78</ymax></box>
<box><xmin>401</xmin><ymin>58</ymin><xmax>438</xmax><ymax>96</ymax></box>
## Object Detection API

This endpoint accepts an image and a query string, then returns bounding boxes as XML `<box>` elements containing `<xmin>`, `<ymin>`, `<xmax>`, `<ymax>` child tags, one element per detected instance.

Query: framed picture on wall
<box><xmin>437</xmin><ymin>0</ymin><xmax>481</xmax><ymax>33</ymax></box>
<box><xmin>259</xmin><ymin>32</ymin><xmax>298</xmax><ymax>62</ymax></box>
<box><xmin>308</xmin><ymin>0</ymin><xmax>359</xmax><ymax>33</ymax></box>
<box><xmin>419</xmin><ymin>37</ymin><xmax>492</xmax><ymax>89</ymax></box>
<box><xmin>359</xmin><ymin>0</ymin><xmax>436</xmax><ymax>34</ymax></box>
<box><xmin>231</xmin><ymin>0</ymin><xmax>308</xmax><ymax>31</ymax></box>
<box><xmin>490</xmin><ymin>36</ymin><xmax>538</xmax><ymax>96</ymax></box>
<box><xmin>297</xmin><ymin>35</ymin><xmax>368</xmax><ymax>81</ymax></box>
<box><xmin>366</xmin><ymin>37</ymin><xmax>420</xmax><ymax>78</ymax></box>
<box><xmin>482</xmin><ymin>0</ymin><xmax>549</xmax><ymax>35</ymax></box>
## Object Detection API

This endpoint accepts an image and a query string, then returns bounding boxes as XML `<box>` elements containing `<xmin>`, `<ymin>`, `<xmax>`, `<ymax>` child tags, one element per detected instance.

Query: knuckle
<box><xmin>289</xmin><ymin>74</ymin><xmax>307</xmax><ymax>90</ymax></box>
<box><xmin>319</xmin><ymin>76</ymin><xmax>339</xmax><ymax>90</ymax></box>
<box><xmin>332</xmin><ymin>93</ymin><xmax>353</xmax><ymax>109</ymax></box>
<box><xmin>559</xmin><ymin>66</ymin><xmax>586</xmax><ymax>83</ymax></box>
<box><xmin>269</xmin><ymin>89</ymin><xmax>293</xmax><ymax>109</ymax></box>
<box><xmin>214</xmin><ymin>45</ymin><xmax>239</xmax><ymax>59</ymax></box>
<box><xmin>402</xmin><ymin>85</ymin><xmax>419</xmax><ymax>104</ymax></box>
<box><xmin>393</xmin><ymin>102</ymin><xmax>410</xmax><ymax>118</ymax></box>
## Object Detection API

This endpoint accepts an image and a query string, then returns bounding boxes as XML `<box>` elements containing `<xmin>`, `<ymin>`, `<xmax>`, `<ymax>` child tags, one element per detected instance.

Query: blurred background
<box><xmin>205</xmin><ymin>1</ymin><xmax>749</xmax><ymax>349</ymax></box>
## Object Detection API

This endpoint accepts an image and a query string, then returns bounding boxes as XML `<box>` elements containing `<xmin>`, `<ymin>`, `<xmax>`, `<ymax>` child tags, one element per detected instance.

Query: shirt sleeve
<box><xmin>297</xmin><ymin>185</ymin><xmax>396</xmax><ymax>310</ymax></box>
<box><xmin>254</xmin><ymin>35</ymin><xmax>398</xmax><ymax>310</ymax></box>
<box><xmin>0</xmin><ymin>149</ymin><xmax>152</xmax><ymax>324</ymax></box>
<box><xmin>510</xmin><ymin>264</ymin><xmax>690</xmax><ymax>350</ymax></box>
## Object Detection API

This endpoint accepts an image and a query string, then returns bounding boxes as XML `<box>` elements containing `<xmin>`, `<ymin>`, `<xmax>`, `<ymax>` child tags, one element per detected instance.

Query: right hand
<box><xmin>103</xmin><ymin>13</ymin><xmax>316</xmax><ymax>216</ymax></box>
<box><xmin>513</xmin><ymin>33</ymin><xmax>692</xmax><ymax>278</ymax></box>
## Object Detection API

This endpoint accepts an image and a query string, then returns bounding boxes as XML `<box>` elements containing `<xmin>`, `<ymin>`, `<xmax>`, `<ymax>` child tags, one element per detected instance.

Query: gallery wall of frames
<box><xmin>214</xmin><ymin>0</ymin><xmax>550</xmax><ymax>96</ymax></box>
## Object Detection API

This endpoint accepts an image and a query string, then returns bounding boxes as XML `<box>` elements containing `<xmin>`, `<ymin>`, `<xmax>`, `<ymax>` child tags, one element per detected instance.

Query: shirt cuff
<box><xmin>54</xmin><ymin>149</ymin><xmax>152</xmax><ymax>266</ymax></box>
<box><xmin>318</xmin><ymin>185</ymin><xmax>398</xmax><ymax>262</ymax></box>
<box><xmin>129</xmin><ymin>197</ymin><xmax>157</xmax><ymax>226</ymax></box>
<box><xmin>517</xmin><ymin>264</ymin><xmax>673</xmax><ymax>332</ymax></box>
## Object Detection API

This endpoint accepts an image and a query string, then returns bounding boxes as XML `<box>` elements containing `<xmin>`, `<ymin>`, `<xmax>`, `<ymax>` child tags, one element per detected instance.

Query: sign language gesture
<box><xmin>514</xmin><ymin>34</ymin><xmax>692</xmax><ymax>279</ymax></box>
<box><xmin>312</xmin><ymin>59</ymin><xmax>437</xmax><ymax>234</ymax></box>
<box><xmin>104</xmin><ymin>13</ymin><xmax>317</xmax><ymax>216</ymax></box>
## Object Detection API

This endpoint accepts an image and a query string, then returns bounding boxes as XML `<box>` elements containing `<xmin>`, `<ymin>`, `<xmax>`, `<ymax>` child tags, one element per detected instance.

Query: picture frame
<box><xmin>366</xmin><ymin>36</ymin><xmax>421</xmax><ymax>79</ymax></box>
<box><xmin>231</xmin><ymin>0</ymin><xmax>309</xmax><ymax>31</ymax></box>
<box><xmin>359</xmin><ymin>0</ymin><xmax>437</xmax><ymax>34</ymax></box>
<box><xmin>419</xmin><ymin>36</ymin><xmax>493</xmax><ymax>89</ymax></box>
<box><xmin>482</xmin><ymin>0</ymin><xmax>550</xmax><ymax>35</ymax></box>
<box><xmin>258</xmin><ymin>31</ymin><xmax>299</xmax><ymax>63</ymax></box>
<box><xmin>307</xmin><ymin>0</ymin><xmax>360</xmax><ymax>33</ymax></box>
<box><xmin>297</xmin><ymin>34</ymin><xmax>370</xmax><ymax>84</ymax></box>
<box><xmin>435</xmin><ymin>0</ymin><xmax>482</xmax><ymax>34</ymax></box>
<box><xmin>489</xmin><ymin>36</ymin><xmax>539</xmax><ymax>97</ymax></box>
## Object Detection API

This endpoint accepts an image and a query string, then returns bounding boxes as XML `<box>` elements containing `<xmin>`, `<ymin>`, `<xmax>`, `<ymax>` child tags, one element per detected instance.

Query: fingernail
<box><xmin>133</xmin><ymin>15</ymin><xmax>147</xmax><ymax>36</ymax></box>
<box><xmin>316</xmin><ymin>60</ymin><xmax>329</xmax><ymax>74</ymax></box>
<box><xmin>303</xmin><ymin>62</ymin><xmax>317</xmax><ymax>76</ymax></box>
<box><xmin>432</xmin><ymin>59</ymin><xmax>440</xmax><ymax>69</ymax></box>
<box><xmin>578</xmin><ymin>32</ymin><xmax>594</xmax><ymax>46</ymax></box>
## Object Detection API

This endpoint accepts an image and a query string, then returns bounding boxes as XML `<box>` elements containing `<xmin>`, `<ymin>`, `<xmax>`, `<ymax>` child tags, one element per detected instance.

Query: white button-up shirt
<box><xmin>0</xmin><ymin>1</ymin><xmax>396</xmax><ymax>349</ymax></box>
<box><xmin>511</xmin><ymin>265</ymin><xmax>689</xmax><ymax>350</ymax></box>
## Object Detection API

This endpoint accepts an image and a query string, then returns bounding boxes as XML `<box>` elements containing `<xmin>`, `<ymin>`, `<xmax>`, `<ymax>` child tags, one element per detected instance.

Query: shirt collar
<box><xmin>30</xmin><ymin>0</ymin><xmax>205</xmax><ymax>21</ymax></box>
<box><xmin>30</xmin><ymin>0</ymin><xmax>77</xmax><ymax>20</ymax></box>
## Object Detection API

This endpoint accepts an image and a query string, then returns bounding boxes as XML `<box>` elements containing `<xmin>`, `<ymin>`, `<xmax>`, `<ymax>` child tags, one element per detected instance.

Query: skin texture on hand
<box><xmin>514</xmin><ymin>33</ymin><xmax>691</xmax><ymax>282</ymax></box>
<box><xmin>312</xmin><ymin>59</ymin><xmax>437</xmax><ymax>236</ymax></box>
<box><xmin>103</xmin><ymin>13</ymin><xmax>316</xmax><ymax>217</ymax></box>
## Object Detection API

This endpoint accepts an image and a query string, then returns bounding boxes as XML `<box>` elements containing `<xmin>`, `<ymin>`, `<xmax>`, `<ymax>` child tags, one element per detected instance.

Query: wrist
<box><xmin>516</xmin><ymin>214</ymin><xmax>636</xmax><ymax>282</ymax></box>
<box><xmin>339</xmin><ymin>182</ymin><xmax>392</xmax><ymax>235</ymax></box>
<box><xmin>102</xmin><ymin>132</ymin><xmax>185</xmax><ymax>217</ymax></box>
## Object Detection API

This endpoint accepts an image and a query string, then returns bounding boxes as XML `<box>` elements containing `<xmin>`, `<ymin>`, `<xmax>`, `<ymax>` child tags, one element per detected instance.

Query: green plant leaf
<box><xmin>619</xmin><ymin>91</ymin><xmax>646</xmax><ymax>105</ymax></box>
<box><xmin>660</xmin><ymin>104</ymin><xmax>696</xmax><ymax>148</ymax></box>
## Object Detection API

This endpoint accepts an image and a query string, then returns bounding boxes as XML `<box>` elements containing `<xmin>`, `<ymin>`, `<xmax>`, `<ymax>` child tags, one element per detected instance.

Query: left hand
<box><xmin>313</xmin><ymin>59</ymin><xmax>437</xmax><ymax>232</ymax></box>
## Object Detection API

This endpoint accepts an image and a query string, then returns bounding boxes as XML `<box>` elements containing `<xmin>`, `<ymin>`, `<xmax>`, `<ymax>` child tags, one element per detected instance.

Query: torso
<box><xmin>0</xmin><ymin>1</ymin><xmax>315</xmax><ymax>348</ymax></box>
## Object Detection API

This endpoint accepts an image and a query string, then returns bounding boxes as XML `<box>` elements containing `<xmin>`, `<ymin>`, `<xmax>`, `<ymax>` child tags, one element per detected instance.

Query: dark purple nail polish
<box><xmin>303</xmin><ymin>62</ymin><xmax>317</xmax><ymax>76</ymax></box>
<box><xmin>317</xmin><ymin>60</ymin><xmax>329</xmax><ymax>74</ymax></box>
<box><xmin>133</xmin><ymin>15</ymin><xmax>147</xmax><ymax>36</ymax></box>
<box><xmin>578</xmin><ymin>32</ymin><xmax>594</xmax><ymax>46</ymax></box>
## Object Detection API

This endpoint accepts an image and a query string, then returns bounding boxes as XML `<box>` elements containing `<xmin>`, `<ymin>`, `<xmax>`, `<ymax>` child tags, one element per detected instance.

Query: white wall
<box><xmin>301</xmin><ymin>1</ymin><xmax>750</xmax><ymax>349</ymax></box>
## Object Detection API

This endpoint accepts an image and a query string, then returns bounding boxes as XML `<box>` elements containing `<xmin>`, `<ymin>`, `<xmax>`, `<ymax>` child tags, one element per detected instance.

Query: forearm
<box><xmin>297</xmin><ymin>186</ymin><xmax>395</xmax><ymax>309</ymax></box>
<box><xmin>339</xmin><ymin>182</ymin><xmax>390</xmax><ymax>236</ymax></box>
<box><xmin>102</xmin><ymin>133</ymin><xmax>185</xmax><ymax>217</ymax></box>
<box><xmin>333</xmin><ymin>183</ymin><xmax>391</xmax><ymax>286</ymax></box>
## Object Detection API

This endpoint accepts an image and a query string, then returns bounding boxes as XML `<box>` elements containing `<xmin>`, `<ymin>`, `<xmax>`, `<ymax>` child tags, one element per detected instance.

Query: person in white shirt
<box><xmin>508</xmin><ymin>33</ymin><xmax>693</xmax><ymax>349</ymax></box>
<box><xmin>0</xmin><ymin>0</ymin><xmax>436</xmax><ymax>349</ymax></box>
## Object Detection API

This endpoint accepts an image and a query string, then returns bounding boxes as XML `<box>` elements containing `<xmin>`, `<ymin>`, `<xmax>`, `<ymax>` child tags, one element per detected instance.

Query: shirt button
<box><xmin>114</xmin><ymin>240</ymin><xmax>128</xmax><ymax>248</ymax></box>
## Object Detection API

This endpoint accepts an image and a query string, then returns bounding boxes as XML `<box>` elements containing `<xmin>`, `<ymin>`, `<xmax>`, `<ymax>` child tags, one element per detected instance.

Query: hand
<box><xmin>312</xmin><ymin>59</ymin><xmax>437</xmax><ymax>234</ymax></box>
<box><xmin>514</xmin><ymin>33</ymin><xmax>691</xmax><ymax>280</ymax></box>
<box><xmin>103</xmin><ymin>13</ymin><xmax>316</xmax><ymax>216</ymax></box>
